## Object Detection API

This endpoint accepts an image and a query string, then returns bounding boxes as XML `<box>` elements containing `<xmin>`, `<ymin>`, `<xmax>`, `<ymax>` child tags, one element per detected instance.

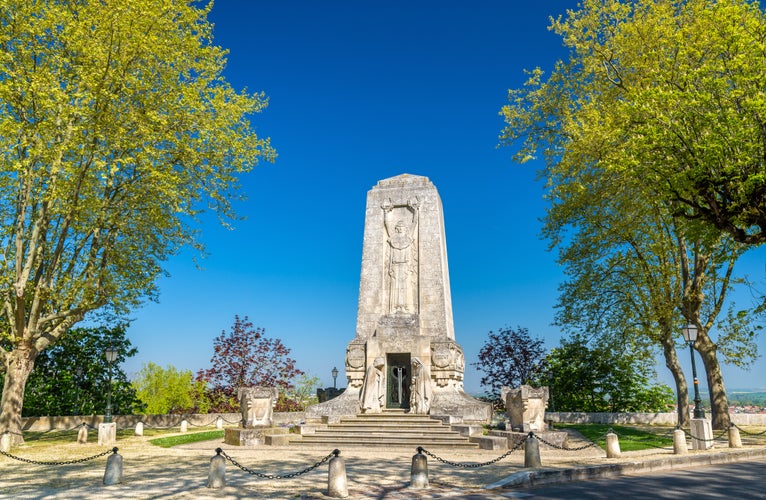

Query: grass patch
<box><xmin>555</xmin><ymin>423</ymin><xmax>674</xmax><ymax>452</ymax></box>
<box><xmin>149</xmin><ymin>430</ymin><xmax>225</xmax><ymax>448</ymax></box>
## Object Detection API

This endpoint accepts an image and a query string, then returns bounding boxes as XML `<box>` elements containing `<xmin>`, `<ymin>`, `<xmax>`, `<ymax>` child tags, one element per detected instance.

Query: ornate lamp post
<box><xmin>104</xmin><ymin>346</ymin><xmax>118</xmax><ymax>423</ymax></box>
<box><xmin>681</xmin><ymin>324</ymin><xmax>705</xmax><ymax>419</ymax></box>
<box><xmin>331</xmin><ymin>367</ymin><xmax>339</xmax><ymax>389</ymax></box>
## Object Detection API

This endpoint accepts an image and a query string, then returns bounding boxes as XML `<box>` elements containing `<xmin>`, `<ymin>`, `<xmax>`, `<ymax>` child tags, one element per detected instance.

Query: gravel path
<box><xmin>0</xmin><ymin>429</ymin><xmax>762</xmax><ymax>499</ymax></box>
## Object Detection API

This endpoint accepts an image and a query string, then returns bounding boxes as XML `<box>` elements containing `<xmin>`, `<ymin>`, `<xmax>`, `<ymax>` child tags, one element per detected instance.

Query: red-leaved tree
<box><xmin>196</xmin><ymin>315</ymin><xmax>304</xmax><ymax>412</ymax></box>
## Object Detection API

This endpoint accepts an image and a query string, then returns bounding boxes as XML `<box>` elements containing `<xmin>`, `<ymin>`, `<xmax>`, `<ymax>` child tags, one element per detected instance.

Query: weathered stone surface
<box><xmin>238</xmin><ymin>386</ymin><xmax>278</xmax><ymax>428</ymax></box>
<box><xmin>470</xmin><ymin>435</ymin><xmax>509</xmax><ymax>450</ymax></box>
<box><xmin>224</xmin><ymin>427</ymin><xmax>287</xmax><ymax>447</ymax></box>
<box><xmin>97</xmin><ymin>422</ymin><xmax>116</xmax><ymax>446</ymax></box>
<box><xmin>501</xmin><ymin>385</ymin><xmax>549</xmax><ymax>432</ymax></box>
<box><xmin>306</xmin><ymin>174</ymin><xmax>490</xmax><ymax>423</ymax></box>
<box><xmin>690</xmin><ymin>418</ymin><xmax>714</xmax><ymax>450</ymax></box>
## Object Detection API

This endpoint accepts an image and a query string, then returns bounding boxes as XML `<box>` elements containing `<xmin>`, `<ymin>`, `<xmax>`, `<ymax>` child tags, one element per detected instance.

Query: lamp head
<box><xmin>681</xmin><ymin>324</ymin><xmax>698</xmax><ymax>343</ymax></box>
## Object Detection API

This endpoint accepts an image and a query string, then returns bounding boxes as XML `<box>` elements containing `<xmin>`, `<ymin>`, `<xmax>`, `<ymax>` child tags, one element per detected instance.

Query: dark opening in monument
<box><xmin>386</xmin><ymin>353</ymin><xmax>411</xmax><ymax>409</ymax></box>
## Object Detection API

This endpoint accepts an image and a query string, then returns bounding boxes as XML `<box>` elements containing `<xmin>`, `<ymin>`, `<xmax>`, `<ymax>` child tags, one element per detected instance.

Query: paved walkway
<box><xmin>1</xmin><ymin>430</ymin><xmax>765</xmax><ymax>499</ymax></box>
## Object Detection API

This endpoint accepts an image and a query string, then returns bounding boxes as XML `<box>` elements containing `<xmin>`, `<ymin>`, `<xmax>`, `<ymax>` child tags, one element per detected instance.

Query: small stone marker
<box><xmin>216</xmin><ymin>417</ymin><xmax>223</xmax><ymax>430</ymax></box>
<box><xmin>728</xmin><ymin>425</ymin><xmax>742</xmax><ymax>448</ymax></box>
<box><xmin>605</xmin><ymin>431</ymin><xmax>621</xmax><ymax>458</ymax></box>
<box><xmin>0</xmin><ymin>431</ymin><xmax>10</xmax><ymax>452</ymax></box>
<box><xmin>103</xmin><ymin>448</ymin><xmax>122</xmax><ymax>485</ymax></box>
<box><xmin>410</xmin><ymin>448</ymin><xmax>429</xmax><ymax>489</ymax></box>
<box><xmin>673</xmin><ymin>428</ymin><xmax>688</xmax><ymax>454</ymax></box>
<box><xmin>327</xmin><ymin>449</ymin><xmax>348</xmax><ymax>498</ymax></box>
<box><xmin>98</xmin><ymin>422</ymin><xmax>117</xmax><ymax>446</ymax></box>
<box><xmin>135</xmin><ymin>422</ymin><xmax>144</xmax><ymax>437</ymax></box>
<box><xmin>207</xmin><ymin>448</ymin><xmax>226</xmax><ymax>488</ymax></box>
<box><xmin>524</xmin><ymin>433</ymin><xmax>542</xmax><ymax>468</ymax></box>
<box><xmin>77</xmin><ymin>424</ymin><xmax>88</xmax><ymax>444</ymax></box>
<box><xmin>180</xmin><ymin>420</ymin><xmax>188</xmax><ymax>433</ymax></box>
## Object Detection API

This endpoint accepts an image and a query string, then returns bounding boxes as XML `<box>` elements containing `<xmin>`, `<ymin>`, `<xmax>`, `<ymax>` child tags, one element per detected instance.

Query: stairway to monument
<box><xmin>293</xmin><ymin>411</ymin><xmax>479</xmax><ymax>449</ymax></box>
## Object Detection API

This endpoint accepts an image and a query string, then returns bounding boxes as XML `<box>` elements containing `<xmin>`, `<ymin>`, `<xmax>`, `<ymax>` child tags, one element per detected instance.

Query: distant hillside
<box><xmin>728</xmin><ymin>391</ymin><xmax>766</xmax><ymax>406</ymax></box>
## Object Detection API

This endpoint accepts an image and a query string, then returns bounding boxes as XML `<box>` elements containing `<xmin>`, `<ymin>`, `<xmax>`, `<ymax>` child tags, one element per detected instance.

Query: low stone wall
<box><xmin>547</xmin><ymin>411</ymin><xmax>766</xmax><ymax>426</ymax></box>
<box><xmin>21</xmin><ymin>411</ymin><xmax>307</xmax><ymax>432</ymax></box>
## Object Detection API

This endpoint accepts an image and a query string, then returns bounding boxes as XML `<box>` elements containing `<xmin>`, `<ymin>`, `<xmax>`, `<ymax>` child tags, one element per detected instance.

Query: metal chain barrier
<box><xmin>680</xmin><ymin>427</ymin><xmax>729</xmax><ymax>443</ymax></box>
<box><xmin>535</xmin><ymin>431</ymin><xmax>607</xmax><ymax>451</ymax></box>
<box><xmin>733</xmin><ymin>424</ymin><xmax>766</xmax><ymax>437</ymax></box>
<box><xmin>0</xmin><ymin>447</ymin><xmax>117</xmax><ymax>466</ymax></box>
<box><xmin>417</xmin><ymin>438</ymin><xmax>526</xmax><ymax>468</ymax></box>
<box><xmin>217</xmin><ymin>448</ymin><xmax>338</xmax><ymax>479</ymax></box>
<box><xmin>187</xmin><ymin>417</ymin><xmax>220</xmax><ymax>428</ymax></box>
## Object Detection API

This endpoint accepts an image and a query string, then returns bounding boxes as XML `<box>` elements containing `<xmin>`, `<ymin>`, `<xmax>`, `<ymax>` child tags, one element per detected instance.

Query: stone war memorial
<box><xmin>305</xmin><ymin>174</ymin><xmax>491</xmax><ymax>424</ymax></box>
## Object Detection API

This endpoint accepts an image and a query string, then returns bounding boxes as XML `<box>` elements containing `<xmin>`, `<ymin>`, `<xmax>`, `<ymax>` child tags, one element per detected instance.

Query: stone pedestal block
<box><xmin>98</xmin><ymin>423</ymin><xmax>116</xmax><ymax>446</ymax></box>
<box><xmin>690</xmin><ymin>418</ymin><xmax>714</xmax><ymax>450</ymax></box>
<box><xmin>224</xmin><ymin>427</ymin><xmax>288</xmax><ymax>447</ymax></box>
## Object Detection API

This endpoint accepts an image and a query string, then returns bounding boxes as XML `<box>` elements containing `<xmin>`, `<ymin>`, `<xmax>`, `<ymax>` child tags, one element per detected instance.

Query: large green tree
<box><xmin>543</xmin><ymin>334</ymin><xmax>676</xmax><ymax>413</ymax></box>
<box><xmin>501</xmin><ymin>0</ymin><xmax>766</xmax><ymax>245</ymax></box>
<box><xmin>0</xmin><ymin>0</ymin><xmax>274</xmax><ymax>444</ymax></box>
<box><xmin>1</xmin><ymin>324</ymin><xmax>143</xmax><ymax>417</ymax></box>
<box><xmin>132</xmin><ymin>362</ymin><xmax>207</xmax><ymax>415</ymax></box>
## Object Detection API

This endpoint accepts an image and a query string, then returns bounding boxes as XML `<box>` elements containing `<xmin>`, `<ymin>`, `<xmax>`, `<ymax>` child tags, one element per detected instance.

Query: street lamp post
<box><xmin>104</xmin><ymin>346</ymin><xmax>118</xmax><ymax>423</ymax></box>
<box><xmin>681</xmin><ymin>324</ymin><xmax>705</xmax><ymax>419</ymax></box>
<box><xmin>331</xmin><ymin>367</ymin><xmax>339</xmax><ymax>389</ymax></box>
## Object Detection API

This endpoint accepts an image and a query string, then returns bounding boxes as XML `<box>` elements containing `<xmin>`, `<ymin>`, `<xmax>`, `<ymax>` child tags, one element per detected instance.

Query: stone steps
<box><xmin>293</xmin><ymin>412</ymin><xmax>480</xmax><ymax>449</ymax></box>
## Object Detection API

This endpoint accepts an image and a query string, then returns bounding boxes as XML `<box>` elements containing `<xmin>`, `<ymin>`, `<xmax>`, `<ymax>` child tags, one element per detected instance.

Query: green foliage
<box><xmin>132</xmin><ymin>363</ymin><xmax>208</xmax><ymax>415</ymax></box>
<box><xmin>276</xmin><ymin>373</ymin><xmax>320</xmax><ymax>412</ymax></box>
<box><xmin>543</xmin><ymin>335</ymin><xmax>676</xmax><ymax>413</ymax></box>
<box><xmin>501</xmin><ymin>0</ymin><xmax>766</xmax><ymax>245</ymax></box>
<box><xmin>3</xmin><ymin>324</ymin><xmax>144</xmax><ymax>417</ymax></box>
<box><xmin>149</xmin><ymin>430</ymin><xmax>224</xmax><ymax>448</ymax></box>
<box><xmin>0</xmin><ymin>0</ymin><xmax>273</xmax><ymax>435</ymax></box>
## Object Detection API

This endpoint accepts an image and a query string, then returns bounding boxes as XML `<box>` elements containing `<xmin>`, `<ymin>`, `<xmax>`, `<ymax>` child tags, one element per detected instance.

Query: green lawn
<box><xmin>148</xmin><ymin>430</ymin><xmax>225</xmax><ymax>448</ymax></box>
<box><xmin>555</xmin><ymin>423</ymin><xmax>675</xmax><ymax>452</ymax></box>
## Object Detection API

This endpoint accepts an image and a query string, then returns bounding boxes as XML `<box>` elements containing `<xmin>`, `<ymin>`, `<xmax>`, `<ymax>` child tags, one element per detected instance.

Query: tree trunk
<box><xmin>0</xmin><ymin>347</ymin><xmax>37</xmax><ymax>446</ymax></box>
<box><xmin>695</xmin><ymin>336</ymin><xmax>730</xmax><ymax>430</ymax></box>
<box><xmin>660</xmin><ymin>335</ymin><xmax>690</xmax><ymax>428</ymax></box>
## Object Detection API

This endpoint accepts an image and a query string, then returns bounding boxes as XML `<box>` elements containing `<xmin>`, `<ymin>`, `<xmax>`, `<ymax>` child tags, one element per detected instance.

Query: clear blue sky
<box><xmin>123</xmin><ymin>1</ymin><xmax>765</xmax><ymax>394</ymax></box>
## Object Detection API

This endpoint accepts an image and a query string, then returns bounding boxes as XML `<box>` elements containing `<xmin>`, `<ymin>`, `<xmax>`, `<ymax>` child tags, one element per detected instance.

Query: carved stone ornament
<box><xmin>431</xmin><ymin>343</ymin><xmax>452</xmax><ymax>368</ymax></box>
<box><xmin>346</xmin><ymin>345</ymin><xmax>366</xmax><ymax>369</ymax></box>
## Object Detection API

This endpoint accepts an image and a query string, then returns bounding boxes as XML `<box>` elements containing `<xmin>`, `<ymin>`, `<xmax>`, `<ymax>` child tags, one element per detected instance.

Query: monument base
<box><xmin>305</xmin><ymin>389</ymin><xmax>362</xmax><ymax>423</ymax></box>
<box><xmin>490</xmin><ymin>430</ymin><xmax>569</xmax><ymax>449</ymax></box>
<box><xmin>224</xmin><ymin>427</ymin><xmax>289</xmax><ymax>447</ymax></box>
<box><xmin>430</xmin><ymin>391</ymin><xmax>493</xmax><ymax>424</ymax></box>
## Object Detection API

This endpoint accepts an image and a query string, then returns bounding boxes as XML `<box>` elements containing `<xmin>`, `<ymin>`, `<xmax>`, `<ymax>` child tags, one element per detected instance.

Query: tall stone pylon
<box><xmin>306</xmin><ymin>174</ymin><xmax>490</xmax><ymax>423</ymax></box>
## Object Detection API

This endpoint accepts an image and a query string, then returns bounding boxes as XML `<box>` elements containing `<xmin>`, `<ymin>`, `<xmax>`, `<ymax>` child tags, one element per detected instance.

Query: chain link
<box><xmin>535</xmin><ymin>432</ymin><xmax>605</xmax><ymax>451</ymax></box>
<box><xmin>733</xmin><ymin>424</ymin><xmax>766</xmax><ymax>437</ymax></box>
<box><xmin>680</xmin><ymin>427</ymin><xmax>729</xmax><ymax>443</ymax></box>
<box><xmin>417</xmin><ymin>438</ymin><xmax>526</xmax><ymax>469</ymax></box>
<box><xmin>218</xmin><ymin>448</ymin><xmax>338</xmax><ymax>479</ymax></box>
<box><xmin>0</xmin><ymin>447</ymin><xmax>117</xmax><ymax>466</ymax></box>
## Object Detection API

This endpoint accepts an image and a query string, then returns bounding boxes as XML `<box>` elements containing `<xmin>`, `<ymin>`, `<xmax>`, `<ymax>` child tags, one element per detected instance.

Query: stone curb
<box><xmin>484</xmin><ymin>447</ymin><xmax>766</xmax><ymax>490</ymax></box>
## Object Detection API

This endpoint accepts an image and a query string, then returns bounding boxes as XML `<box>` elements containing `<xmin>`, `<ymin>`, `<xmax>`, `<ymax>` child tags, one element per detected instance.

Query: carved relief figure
<box><xmin>360</xmin><ymin>357</ymin><xmax>386</xmax><ymax>413</ymax></box>
<box><xmin>409</xmin><ymin>357</ymin><xmax>432</xmax><ymax>414</ymax></box>
<box><xmin>383</xmin><ymin>201</ymin><xmax>418</xmax><ymax>315</ymax></box>
<box><xmin>238</xmin><ymin>387</ymin><xmax>278</xmax><ymax>428</ymax></box>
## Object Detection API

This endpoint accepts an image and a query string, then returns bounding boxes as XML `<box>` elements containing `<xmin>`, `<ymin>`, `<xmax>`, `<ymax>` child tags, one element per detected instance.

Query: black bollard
<box><xmin>207</xmin><ymin>448</ymin><xmax>226</xmax><ymax>488</ymax></box>
<box><xmin>103</xmin><ymin>448</ymin><xmax>123</xmax><ymax>485</ymax></box>
<box><xmin>524</xmin><ymin>432</ymin><xmax>542</xmax><ymax>468</ymax></box>
<box><xmin>410</xmin><ymin>447</ymin><xmax>429</xmax><ymax>489</ymax></box>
